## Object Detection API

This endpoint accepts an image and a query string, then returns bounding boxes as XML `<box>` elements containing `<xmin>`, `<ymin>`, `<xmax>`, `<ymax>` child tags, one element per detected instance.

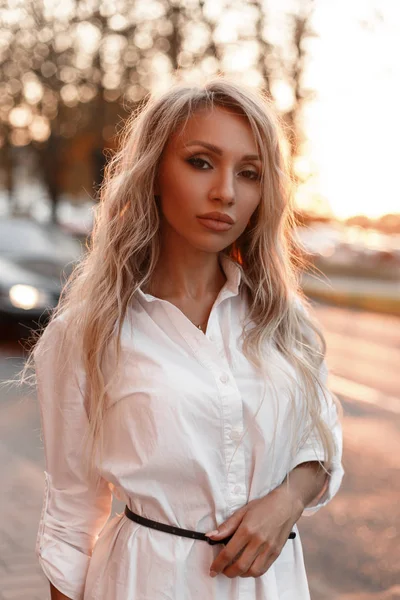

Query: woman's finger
<box><xmin>221</xmin><ymin>538</ymin><xmax>265</xmax><ymax>578</ymax></box>
<box><xmin>240</xmin><ymin>548</ymin><xmax>271</xmax><ymax>578</ymax></box>
<box><xmin>241</xmin><ymin>539</ymin><xmax>283</xmax><ymax>578</ymax></box>
<box><xmin>210</xmin><ymin>534</ymin><xmax>250</xmax><ymax>577</ymax></box>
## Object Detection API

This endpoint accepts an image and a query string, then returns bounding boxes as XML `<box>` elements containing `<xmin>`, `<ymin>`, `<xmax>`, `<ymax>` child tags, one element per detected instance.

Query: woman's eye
<box><xmin>242</xmin><ymin>170</ymin><xmax>260</xmax><ymax>181</ymax></box>
<box><xmin>187</xmin><ymin>157</ymin><xmax>211</xmax><ymax>169</ymax></box>
<box><xmin>187</xmin><ymin>158</ymin><xmax>259</xmax><ymax>180</ymax></box>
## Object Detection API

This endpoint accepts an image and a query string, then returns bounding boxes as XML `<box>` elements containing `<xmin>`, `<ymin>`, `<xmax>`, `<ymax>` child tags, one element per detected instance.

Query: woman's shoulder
<box><xmin>34</xmin><ymin>309</ymin><xmax>79</xmax><ymax>360</ymax></box>
<box><xmin>41</xmin><ymin>310</ymin><xmax>72</xmax><ymax>339</ymax></box>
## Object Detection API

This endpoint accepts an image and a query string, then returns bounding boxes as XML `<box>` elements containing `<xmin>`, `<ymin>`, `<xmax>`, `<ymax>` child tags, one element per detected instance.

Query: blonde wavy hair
<box><xmin>20</xmin><ymin>76</ymin><xmax>342</xmax><ymax>487</ymax></box>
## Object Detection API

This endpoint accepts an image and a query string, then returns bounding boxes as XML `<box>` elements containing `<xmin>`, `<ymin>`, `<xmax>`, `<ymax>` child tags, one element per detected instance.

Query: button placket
<box><xmin>227</xmin><ymin>442</ymin><xmax>247</xmax><ymax>506</ymax></box>
<box><xmin>186</xmin><ymin>315</ymin><xmax>247</xmax><ymax>507</ymax></box>
<box><xmin>219</xmin><ymin>379</ymin><xmax>246</xmax><ymax>507</ymax></box>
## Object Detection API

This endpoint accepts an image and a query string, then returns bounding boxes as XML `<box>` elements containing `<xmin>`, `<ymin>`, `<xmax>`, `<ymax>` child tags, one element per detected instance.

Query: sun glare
<box><xmin>300</xmin><ymin>0</ymin><xmax>400</xmax><ymax>220</ymax></box>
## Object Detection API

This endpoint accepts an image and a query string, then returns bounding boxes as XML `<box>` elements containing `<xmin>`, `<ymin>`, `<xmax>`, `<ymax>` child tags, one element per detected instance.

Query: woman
<box><xmin>32</xmin><ymin>77</ymin><xmax>344</xmax><ymax>599</ymax></box>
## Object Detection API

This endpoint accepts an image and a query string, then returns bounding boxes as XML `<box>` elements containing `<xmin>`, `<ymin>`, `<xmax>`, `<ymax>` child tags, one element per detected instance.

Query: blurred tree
<box><xmin>282</xmin><ymin>0</ymin><xmax>317</xmax><ymax>162</ymax></box>
<box><xmin>0</xmin><ymin>0</ymin><xmax>318</xmax><ymax>223</ymax></box>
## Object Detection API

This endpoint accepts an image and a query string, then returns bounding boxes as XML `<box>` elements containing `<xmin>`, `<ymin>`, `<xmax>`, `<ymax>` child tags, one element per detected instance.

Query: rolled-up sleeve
<box><xmin>34</xmin><ymin>317</ymin><xmax>112</xmax><ymax>600</ymax></box>
<box><xmin>290</xmin><ymin>359</ymin><xmax>345</xmax><ymax>517</ymax></box>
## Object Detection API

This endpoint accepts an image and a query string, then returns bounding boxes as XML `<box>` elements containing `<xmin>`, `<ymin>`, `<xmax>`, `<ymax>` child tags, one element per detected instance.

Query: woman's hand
<box><xmin>206</xmin><ymin>484</ymin><xmax>304</xmax><ymax>579</ymax></box>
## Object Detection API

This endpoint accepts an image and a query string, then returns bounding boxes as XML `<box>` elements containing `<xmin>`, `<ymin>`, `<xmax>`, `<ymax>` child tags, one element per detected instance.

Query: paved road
<box><xmin>300</xmin><ymin>304</ymin><xmax>400</xmax><ymax>599</ymax></box>
<box><xmin>0</xmin><ymin>302</ymin><xmax>399</xmax><ymax>600</ymax></box>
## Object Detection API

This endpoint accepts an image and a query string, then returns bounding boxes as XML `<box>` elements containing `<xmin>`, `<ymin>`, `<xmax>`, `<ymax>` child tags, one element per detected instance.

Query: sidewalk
<box><xmin>0</xmin><ymin>400</ymin><xmax>48</xmax><ymax>599</ymax></box>
<box><xmin>302</xmin><ymin>273</ymin><xmax>400</xmax><ymax>316</ymax></box>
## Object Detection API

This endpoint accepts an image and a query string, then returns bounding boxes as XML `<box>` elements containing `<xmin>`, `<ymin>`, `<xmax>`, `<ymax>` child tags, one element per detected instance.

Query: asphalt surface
<box><xmin>0</xmin><ymin>302</ymin><xmax>399</xmax><ymax>600</ymax></box>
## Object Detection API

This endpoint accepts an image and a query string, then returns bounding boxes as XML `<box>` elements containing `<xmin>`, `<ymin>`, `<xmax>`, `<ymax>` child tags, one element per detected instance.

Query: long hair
<box><xmin>20</xmin><ymin>76</ymin><xmax>342</xmax><ymax>486</ymax></box>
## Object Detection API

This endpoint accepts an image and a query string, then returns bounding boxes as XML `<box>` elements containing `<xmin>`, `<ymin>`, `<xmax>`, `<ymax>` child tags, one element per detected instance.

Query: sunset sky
<box><xmin>299</xmin><ymin>0</ymin><xmax>400</xmax><ymax>219</ymax></box>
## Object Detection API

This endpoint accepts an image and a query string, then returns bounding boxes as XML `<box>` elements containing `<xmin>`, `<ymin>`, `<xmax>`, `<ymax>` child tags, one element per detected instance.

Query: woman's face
<box><xmin>155</xmin><ymin>105</ymin><xmax>262</xmax><ymax>253</ymax></box>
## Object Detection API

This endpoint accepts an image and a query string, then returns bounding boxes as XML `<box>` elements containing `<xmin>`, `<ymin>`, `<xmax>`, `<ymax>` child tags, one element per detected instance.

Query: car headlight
<box><xmin>9</xmin><ymin>284</ymin><xmax>52</xmax><ymax>310</ymax></box>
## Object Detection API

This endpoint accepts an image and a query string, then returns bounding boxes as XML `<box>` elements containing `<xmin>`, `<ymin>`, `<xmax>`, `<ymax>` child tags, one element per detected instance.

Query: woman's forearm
<box><xmin>50</xmin><ymin>582</ymin><xmax>73</xmax><ymax>600</ymax></box>
<box><xmin>280</xmin><ymin>460</ymin><xmax>329</xmax><ymax>511</ymax></box>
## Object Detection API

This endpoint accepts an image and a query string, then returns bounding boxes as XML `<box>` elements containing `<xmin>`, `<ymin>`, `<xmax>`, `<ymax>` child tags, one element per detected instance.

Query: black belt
<box><xmin>124</xmin><ymin>505</ymin><xmax>296</xmax><ymax>545</ymax></box>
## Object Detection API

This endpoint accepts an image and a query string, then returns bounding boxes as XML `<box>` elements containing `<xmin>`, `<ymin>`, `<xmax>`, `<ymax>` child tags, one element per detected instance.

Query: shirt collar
<box><xmin>136</xmin><ymin>253</ymin><xmax>242</xmax><ymax>304</ymax></box>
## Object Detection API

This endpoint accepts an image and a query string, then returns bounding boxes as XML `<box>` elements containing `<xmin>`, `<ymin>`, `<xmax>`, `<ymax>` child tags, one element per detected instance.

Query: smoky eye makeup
<box><xmin>185</xmin><ymin>153</ymin><xmax>261</xmax><ymax>181</ymax></box>
<box><xmin>242</xmin><ymin>169</ymin><xmax>261</xmax><ymax>181</ymax></box>
<box><xmin>186</xmin><ymin>156</ymin><xmax>211</xmax><ymax>168</ymax></box>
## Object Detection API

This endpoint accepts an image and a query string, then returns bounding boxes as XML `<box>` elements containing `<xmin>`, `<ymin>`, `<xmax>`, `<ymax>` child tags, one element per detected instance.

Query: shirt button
<box><xmin>219</xmin><ymin>373</ymin><xmax>229</xmax><ymax>383</ymax></box>
<box><xmin>230</xmin><ymin>429</ymin><xmax>242</xmax><ymax>441</ymax></box>
<box><xmin>209</xmin><ymin>335</ymin><xmax>215</xmax><ymax>342</ymax></box>
<box><xmin>233</xmin><ymin>485</ymin><xmax>242</xmax><ymax>495</ymax></box>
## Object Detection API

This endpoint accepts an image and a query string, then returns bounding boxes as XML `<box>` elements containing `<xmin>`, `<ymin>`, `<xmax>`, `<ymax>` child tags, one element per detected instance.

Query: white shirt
<box><xmin>35</xmin><ymin>253</ymin><xmax>344</xmax><ymax>600</ymax></box>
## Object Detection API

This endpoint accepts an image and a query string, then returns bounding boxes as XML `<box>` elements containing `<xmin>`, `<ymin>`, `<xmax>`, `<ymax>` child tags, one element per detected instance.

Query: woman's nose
<box><xmin>209</xmin><ymin>171</ymin><xmax>235</xmax><ymax>204</ymax></box>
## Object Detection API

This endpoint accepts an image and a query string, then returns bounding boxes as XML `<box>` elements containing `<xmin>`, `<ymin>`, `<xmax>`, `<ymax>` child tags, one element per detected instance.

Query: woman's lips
<box><xmin>197</xmin><ymin>217</ymin><xmax>234</xmax><ymax>232</ymax></box>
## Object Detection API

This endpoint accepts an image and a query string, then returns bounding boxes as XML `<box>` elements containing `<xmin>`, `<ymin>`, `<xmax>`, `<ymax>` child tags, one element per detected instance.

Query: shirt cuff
<box><xmin>36</xmin><ymin>531</ymin><xmax>90</xmax><ymax>600</ymax></box>
<box><xmin>290</xmin><ymin>447</ymin><xmax>345</xmax><ymax>517</ymax></box>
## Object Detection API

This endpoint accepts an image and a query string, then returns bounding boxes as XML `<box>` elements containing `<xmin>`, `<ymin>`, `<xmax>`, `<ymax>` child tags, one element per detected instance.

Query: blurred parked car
<box><xmin>298</xmin><ymin>223</ymin><xmax>400</xmax><ymax>281</ymax></box>
<box><xmin>0</xmin><ymin>218</ymin><xmax>83</xmax><ymax>328</ymax></box>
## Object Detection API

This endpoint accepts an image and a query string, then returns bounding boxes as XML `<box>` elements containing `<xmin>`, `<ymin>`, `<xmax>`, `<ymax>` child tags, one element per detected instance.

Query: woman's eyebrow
<box><xmin>185</xmin><ymin>140</ymin><xmax>261</xmax><ymax>161</ymax></box>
